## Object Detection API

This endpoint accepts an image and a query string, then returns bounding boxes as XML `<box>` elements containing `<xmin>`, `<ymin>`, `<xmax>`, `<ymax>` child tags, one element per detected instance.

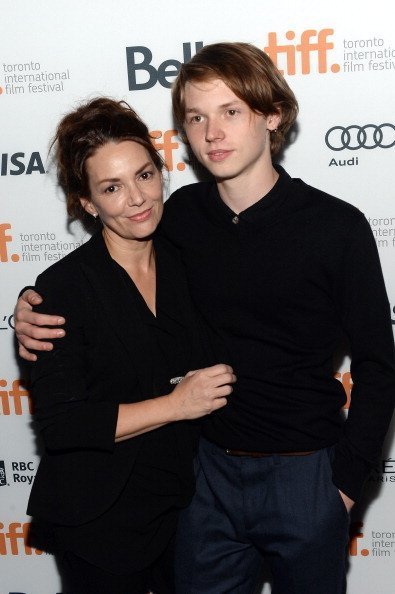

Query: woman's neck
<box><xmin>102</xmin><ymin>228</ymin><xmax>155</xmax><ymax>273</ymax></box>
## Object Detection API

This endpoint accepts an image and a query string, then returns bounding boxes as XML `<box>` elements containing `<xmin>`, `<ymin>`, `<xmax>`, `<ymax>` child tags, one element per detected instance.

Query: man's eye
<box><xmin>105</xmin><ymin>185</ymin><xmax>118</xmax><ymax>193</ymax></box>
<box><xmin>140</xmin><ymin>171</ymin><xmax>152</xmax><ymax>181</ymax></box>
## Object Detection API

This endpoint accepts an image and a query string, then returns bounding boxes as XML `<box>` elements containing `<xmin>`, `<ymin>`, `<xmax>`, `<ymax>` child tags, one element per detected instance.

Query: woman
<box><xmin>25</xmin><ymin>97</ymin><xmax>234</xmax><ymax>594</ymax></box>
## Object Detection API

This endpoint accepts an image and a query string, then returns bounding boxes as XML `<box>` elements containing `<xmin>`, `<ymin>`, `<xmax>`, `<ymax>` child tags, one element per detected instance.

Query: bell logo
<box><xmin>0</xmin><ymin>379</ymin><xmax>32</xmax><ymax>415</ymax></box>
<box><xmin>264</xmin><ymin>29</ymin><xmax>339</xmax><ymax>75</ymax></box>
<box><xmin>126</xmin><ymin>42</ymin><xmax>203</xmax><ymax>90</ymax></box>
<box><xmin>0</xmin><ymin>223</ymin><xmax>20</xmax><ymax>263</ymax></box>
<box><xmin>0</xmin><ymin>522</ymin><xmax>42</xmax><ymax>555</ymax></box>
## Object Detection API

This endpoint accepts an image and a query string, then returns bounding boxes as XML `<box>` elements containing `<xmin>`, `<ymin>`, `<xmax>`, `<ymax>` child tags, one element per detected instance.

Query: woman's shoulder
<box><xmin>36</xmin><ymin>232</ymin><xmax>101</xmax><ymax>282</ymax></box>
<box><xmin>34</xmin><ymin>233</ymin><xmax>102</xmax><ymax>297</ymax></box>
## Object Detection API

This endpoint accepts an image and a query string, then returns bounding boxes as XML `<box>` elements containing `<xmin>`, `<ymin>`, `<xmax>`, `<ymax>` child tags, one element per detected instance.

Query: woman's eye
<box><xmin>105</xmin><ymin>185</ymin><xmax>117</xmax><ymax>194</ymax></box>
<box><xmin>227</xmin><ymin>109</ymin><xmax>237</xmax><ymax>116</ymax></box>
<box><xmin>140</xmin><ymin>171</ymin><xmax>153</xmax><ymax>181</ymax></box>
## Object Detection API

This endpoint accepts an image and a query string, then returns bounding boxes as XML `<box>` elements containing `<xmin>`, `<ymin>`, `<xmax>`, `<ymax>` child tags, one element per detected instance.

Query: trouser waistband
<box><xmin>225</xmin><ymin>448</ymin><xmax>317</xmax><ymax>458</ymax></box>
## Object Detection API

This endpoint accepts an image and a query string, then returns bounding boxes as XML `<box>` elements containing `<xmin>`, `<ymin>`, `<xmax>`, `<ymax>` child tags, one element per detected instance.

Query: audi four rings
<box><xmin>325</xmin><ymin>124</ymin><xmax>395</xmax><ymax>151</ymax></box>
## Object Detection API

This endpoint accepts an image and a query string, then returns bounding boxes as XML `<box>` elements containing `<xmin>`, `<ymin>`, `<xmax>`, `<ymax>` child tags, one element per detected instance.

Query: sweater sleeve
<box><xmin>331</xmin><ymin>215</ymin><xmax>395</xmax><ymax>501</ymax></box>
<box><xmin>29</xmin><ymin>267</ymin><xmax>119</xmax><ymax>454</ymax></box>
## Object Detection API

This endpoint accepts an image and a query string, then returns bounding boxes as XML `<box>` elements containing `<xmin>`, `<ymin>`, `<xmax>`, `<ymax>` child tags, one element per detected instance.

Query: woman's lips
<box><xmin>128</xmin><ymin>207</ymin><xmax>152</xmax><ymax>222</ymax></box>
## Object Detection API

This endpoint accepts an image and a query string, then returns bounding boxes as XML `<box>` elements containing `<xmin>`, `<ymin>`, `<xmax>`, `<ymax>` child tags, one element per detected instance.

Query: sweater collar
<box><xmin>208</xmin><ymin>165</ymin><xmax>293</xmax><ymax>228</ymax></box>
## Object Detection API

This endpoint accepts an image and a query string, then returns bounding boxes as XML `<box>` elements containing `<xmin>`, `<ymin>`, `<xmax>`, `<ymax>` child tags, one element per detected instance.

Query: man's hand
<box><xmin>14</xmin><ymin>289</ymin><xmax>65</xmax><ymax>361</ymax></box>
<box><xmin>339</xmin><ymin>489</ymin><xmax>354</xmax><ymax>513</ymax></box>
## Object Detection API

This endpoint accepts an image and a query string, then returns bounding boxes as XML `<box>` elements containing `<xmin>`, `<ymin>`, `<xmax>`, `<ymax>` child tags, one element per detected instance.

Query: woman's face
<box><xmin>81</xmin><ymin>140</ymin><xmax>163</xmax><ymax>243</ymax></box>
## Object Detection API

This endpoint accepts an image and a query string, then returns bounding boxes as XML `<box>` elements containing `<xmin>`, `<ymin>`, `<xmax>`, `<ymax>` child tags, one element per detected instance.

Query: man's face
<box><xmin>183</xmin><ymin>78</ymin><xmax>278</xmax><ymax>183</ymax></box>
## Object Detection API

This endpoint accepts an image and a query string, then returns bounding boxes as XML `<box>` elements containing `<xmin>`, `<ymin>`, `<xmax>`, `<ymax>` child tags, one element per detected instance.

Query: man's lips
<box><xmin>207</xmin><ymin>149</ymin><xmax>233</xmax><ymax>162</ymax></box>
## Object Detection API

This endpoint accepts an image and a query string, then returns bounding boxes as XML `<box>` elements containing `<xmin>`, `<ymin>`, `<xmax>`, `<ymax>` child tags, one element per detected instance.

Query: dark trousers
<box><xmin>57</xmin><ymin>536</ymin><xmax>176</xmax><ymax>594</ymax></box>
<box><xmin>175</xmin><ymin>438</ymin><xmax>349</xmax><ymax>594</ymax></box>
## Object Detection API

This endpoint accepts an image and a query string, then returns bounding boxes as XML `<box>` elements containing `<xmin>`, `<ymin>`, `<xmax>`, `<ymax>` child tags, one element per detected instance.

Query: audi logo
<box><xmin>325</xmin><ymin>124</ymin><xmax>395</xmax><ymax>151</ymax></box>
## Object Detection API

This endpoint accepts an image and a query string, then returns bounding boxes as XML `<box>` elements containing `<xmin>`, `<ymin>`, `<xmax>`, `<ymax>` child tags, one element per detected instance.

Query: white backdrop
<box><xmin>1</xmin><ymin>1</ymin><xmax>394</xmax><ymax>592</ymax></box>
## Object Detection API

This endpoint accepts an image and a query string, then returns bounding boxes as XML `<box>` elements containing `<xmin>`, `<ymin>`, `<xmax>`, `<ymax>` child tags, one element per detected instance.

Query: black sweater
<box><xmin>161</xmin><ymin>165</ymin><xmax>395</xmax><ymax>501</ymax></box>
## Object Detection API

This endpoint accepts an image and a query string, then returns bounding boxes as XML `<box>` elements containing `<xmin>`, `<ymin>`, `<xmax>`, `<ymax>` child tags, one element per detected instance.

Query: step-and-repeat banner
<box><xmin>1</xmin><ymin>1</ymin><xmax>394</xmax><ymax>592</ymax></box>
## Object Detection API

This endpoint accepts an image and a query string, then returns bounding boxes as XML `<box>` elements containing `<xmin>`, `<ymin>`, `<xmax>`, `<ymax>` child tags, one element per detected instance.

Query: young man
<box><xmin>15</xmin><ymin>43</ymin><xmax>395</xmax><ymax>594</ymax></box>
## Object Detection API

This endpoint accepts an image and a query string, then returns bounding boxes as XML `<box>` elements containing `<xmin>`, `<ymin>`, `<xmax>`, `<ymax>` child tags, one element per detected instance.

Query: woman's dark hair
<box><xmin>51</xmin><ymin>97</ymin><xmax>164</xmax><ymax>221</ymax></box>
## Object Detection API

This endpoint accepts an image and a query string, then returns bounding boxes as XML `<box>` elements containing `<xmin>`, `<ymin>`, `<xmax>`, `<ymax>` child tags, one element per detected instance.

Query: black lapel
<box><xmin>79</xmin><ymin>232</ymin><xmax>154</xmax><ymax>397</ymax></box>
<box><xmin>154</xmin><ymin>236</ymin><xmax>192</xmax><ymax>331</ymax></box>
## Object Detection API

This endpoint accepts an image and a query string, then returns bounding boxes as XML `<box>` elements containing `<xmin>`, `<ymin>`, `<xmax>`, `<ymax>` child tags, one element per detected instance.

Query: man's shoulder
<box><xmin>154</xmin><ymin>233</ymin><xmax>184</xmax><ymax>265</ymax></box>
<box><xmin>293</xmin><ymin>176</ymin><xmax>365</xmax><ymax>222</ymax></box>
<box><xmin>166</xmin><ymin>181</ymin><xmax>214</xmax><ymax>209</ymax></box>
<box><xmin>161</xmin><ymin>181</ymin><xmax>215</xmax><ymax>234</ymax></box>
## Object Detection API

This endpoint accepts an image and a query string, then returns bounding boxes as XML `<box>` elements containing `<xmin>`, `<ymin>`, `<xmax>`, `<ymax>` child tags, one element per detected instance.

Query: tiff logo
<box><xmin>0</xmin><ymin>379</ymin><xmax>32</xmax><ymax>415</ymax></box>
<box><xmin>151</xmin><ymin>129</ymin><xmax>186</xmax><ymax>172</ymax></box>
<box><xmin>264</xmin><ymin>29</ymin><xmax>340</xmax><ymax>75</ymax></box>
<box><xmin>0</xmin><ymin>522</ymin><xmax>42</xmax><ymax>555</ymax></box>
<box><xmin>334</xmin><ymin>371</ymin><xmax>352</xmax><ymax>409</ymax></box>
<box><xmin>0</xmin><ymin>223</ymin><xmax>20</xmax><ymax>263</ymax></box>
<box><xmin>349</xmin><ymin>521</ymin><xmax>369</xmax><ymax>557</ymax></box>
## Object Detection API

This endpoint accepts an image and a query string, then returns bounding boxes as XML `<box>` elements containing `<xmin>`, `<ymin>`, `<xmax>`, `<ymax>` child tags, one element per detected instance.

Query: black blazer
<box><xmin>27</xmin><ymin>231</ymin><xmax>210</xmax><ymax>526</ymax></box>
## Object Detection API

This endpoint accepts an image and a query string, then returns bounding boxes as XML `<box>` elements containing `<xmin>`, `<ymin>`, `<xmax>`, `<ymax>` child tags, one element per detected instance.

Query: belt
<box><xmin>225</xmin><ymin>449</ymin><xmax>316</xmax><ymax>458</ymax></box>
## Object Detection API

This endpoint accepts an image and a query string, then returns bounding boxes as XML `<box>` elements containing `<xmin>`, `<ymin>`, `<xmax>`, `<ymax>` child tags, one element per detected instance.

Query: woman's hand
<box><xmin>116</xmin><ymin>364</ymin><xmax>235</xmax><ymax>441</ymax></box>
<box><xmin>14</xmin><ymin>289</ymin><xmax>65</xmax><ymax>361</ymax></box>
<box><xmin>170</xmin><ymin>363</ymin><xmax>236</xmax><ymax>420</ymax></box>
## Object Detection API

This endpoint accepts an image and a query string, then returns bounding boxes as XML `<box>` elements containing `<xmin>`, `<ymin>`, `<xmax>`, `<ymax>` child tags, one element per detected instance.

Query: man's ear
<box><xmin>267</xmin><ymin>111</ymin><xmax>282</xmax><ymax>131</ymax></box>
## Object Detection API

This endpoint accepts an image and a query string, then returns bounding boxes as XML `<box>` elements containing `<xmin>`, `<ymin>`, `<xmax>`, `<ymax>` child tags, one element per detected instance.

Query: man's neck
<box><xmin>216</xmin><ymin>164</ymin><xmax>279</xmax><ymax>215</ymax></box>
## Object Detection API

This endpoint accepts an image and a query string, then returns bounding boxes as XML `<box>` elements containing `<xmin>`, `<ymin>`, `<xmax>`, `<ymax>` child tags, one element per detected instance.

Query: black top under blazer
<box><xmin>27</xmin><ymin>230</ymin><xmax>211</xmax><ymax>531</ymax></box>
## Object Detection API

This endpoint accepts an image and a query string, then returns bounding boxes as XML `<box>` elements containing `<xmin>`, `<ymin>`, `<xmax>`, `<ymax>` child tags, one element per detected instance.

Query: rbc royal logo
<box><xmin>0</xmin><ymin>461</ymin><xmax>7</xmax><ymax>486</ymax></box>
